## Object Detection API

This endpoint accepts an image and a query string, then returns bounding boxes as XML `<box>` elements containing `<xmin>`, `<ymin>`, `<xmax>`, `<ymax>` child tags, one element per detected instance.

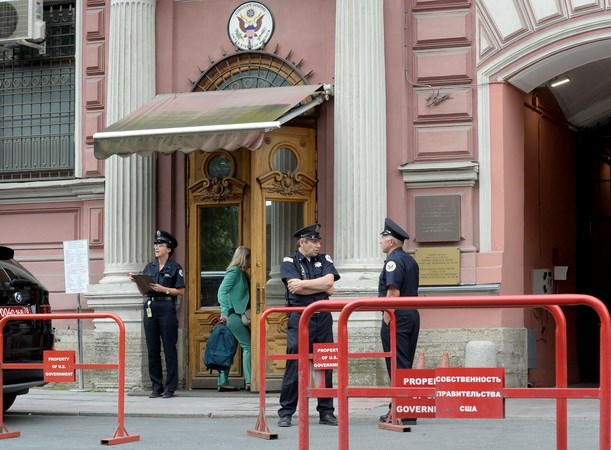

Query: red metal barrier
<box><xmin>0</xmin><ymin>313</ymin><xmax>140</xmax><ymax>445</ymax></box>
<box><xmin>247</xmin><ymin>304</ymin><xmax>400</xmax><ymax>440</ymax></box>
<box><xmin>328</xmin><ymin>294</ymin><xmax>610</xmax><ymax>450</ymax></box>
<box><xmin>247</xmin><ymin>306</ymin><xmax>299</xmax><ymax>439</ymax></box>
<box><xmin>296</xmin><ymin>300</ymin><xmax>396</xmax><ymax>446</ymax></box>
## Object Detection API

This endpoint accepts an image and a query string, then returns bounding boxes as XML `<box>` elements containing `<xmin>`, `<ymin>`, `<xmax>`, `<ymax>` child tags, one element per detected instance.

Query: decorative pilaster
<box><xmin>333</xmin><ymin>0</ymin><xmax>387</xmax><ymax>296</ymax></box>
<box><xmin>265</xmin><ymin>202</ymin><xmax>302</xmax><ymax>307</ymax></box>
<box><xmin>85</xmin><ymin>0</ymin><xmax>157</xmax><ymax>390</ymax></box>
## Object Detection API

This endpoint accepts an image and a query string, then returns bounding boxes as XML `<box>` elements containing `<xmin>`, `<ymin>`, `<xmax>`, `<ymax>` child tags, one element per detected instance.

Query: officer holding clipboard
<box><xmin>130</xmin><ymin>230</ymin><xmax>185</xmax><ymax>399</ymax></box>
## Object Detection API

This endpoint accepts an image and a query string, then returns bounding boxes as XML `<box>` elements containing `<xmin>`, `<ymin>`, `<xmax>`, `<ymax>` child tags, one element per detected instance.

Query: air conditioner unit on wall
<box><xmin>0</xmin><ymin>0</ymin><xmax>45</xmax><ymax>44</ymax></box>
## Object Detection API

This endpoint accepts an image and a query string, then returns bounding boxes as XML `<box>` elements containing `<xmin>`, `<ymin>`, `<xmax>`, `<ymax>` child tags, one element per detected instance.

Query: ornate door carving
<box><xmin>187</xmin><ymin>127</ymin><xmax>317</xmax><ymax>391</ymax></box>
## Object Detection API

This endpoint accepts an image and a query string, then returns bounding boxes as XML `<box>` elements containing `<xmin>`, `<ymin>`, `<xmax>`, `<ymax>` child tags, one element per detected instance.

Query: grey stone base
<box><xmin>51</xmin><ymin>327</ymin><xmax>186</xmax><ymax>392</ymax></box>
<box><xmin>51</xmin><ymin>321</ymin><xmax>526</xmax><ymax>391</ymax></box>
<box><xmin>51</xmin><ymin>329</ymin><xmax>95</xmax><ymax>389</ymax></box>
<box><xmin>332</xmin><ymin>313</ymin><xmax>527</xmax><ymax>388</ymax></box>
<box><xmin>413</xmin><ymin>327</ymin><xmax>527</xmax><ymax>387</ymax></box>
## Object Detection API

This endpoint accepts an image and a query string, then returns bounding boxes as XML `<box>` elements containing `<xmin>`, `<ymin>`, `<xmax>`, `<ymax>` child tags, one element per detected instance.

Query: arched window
<box><xmin>192</xmin><ymin>51</ymin><xmax>308</xmax><ymax>92</ymax></box>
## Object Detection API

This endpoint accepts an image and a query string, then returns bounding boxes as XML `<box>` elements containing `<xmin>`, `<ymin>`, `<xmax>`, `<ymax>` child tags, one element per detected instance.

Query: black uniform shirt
<box><xmin>280</xmin><ymin>251</ymin><xmax>340</xmax><ymax>306</ymax></box>
<box><xmin>142</xmin><ymin>259</ymin><xmax>185</xmax><ymax>297</ymax></box>
<box><xmin>378</xmin><ymin>247</ymin><xmax>419</xmax><ymax>303</ymax></box>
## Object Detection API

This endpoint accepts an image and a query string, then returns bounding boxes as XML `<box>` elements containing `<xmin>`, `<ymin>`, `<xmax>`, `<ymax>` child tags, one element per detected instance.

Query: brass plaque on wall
<box><xmin>415</xmin><ymin>247</ymin><xmax>460</xmax><ymax>286</ymax></box>
<box><xmin>415</xmin><ymin>195</ymin><xmax>461</xmax><ymax>242</ymax></box>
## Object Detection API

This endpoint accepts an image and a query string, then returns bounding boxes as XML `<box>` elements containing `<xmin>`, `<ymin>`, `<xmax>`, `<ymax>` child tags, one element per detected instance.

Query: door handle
<box><xmin>256</xmin><ymin>282</ymin><xmax>264</xmax><ymax>314</ymax></box>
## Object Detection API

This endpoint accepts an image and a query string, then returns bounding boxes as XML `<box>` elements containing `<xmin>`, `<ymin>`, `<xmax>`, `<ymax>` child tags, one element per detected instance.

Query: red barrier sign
<box><xmin>395</xmin><ymin>369</ymin><xmax>436</xmax><ymax>418</ymax></box>
<box><xmin>435</xmin><ymin>368</ymin><xmax>505</xmax><ymax>418</ymax></box>
<box><xmin>393</xmin><ymin>368</ymin><xmax>505</xmax><ymax>419</ymax></box>
<box><xmin>43</xmin><ymin>350</ymin><xmax>76</xmax><ymax>382</ymax></box>
<box><xmin>313</xmin><ymin>343</ymin><xmax>339</xmax><ymax>370</ymax></box>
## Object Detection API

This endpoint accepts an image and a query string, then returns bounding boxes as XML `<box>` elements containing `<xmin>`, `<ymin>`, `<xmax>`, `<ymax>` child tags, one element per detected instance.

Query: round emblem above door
<box><xmin>227</xmin><ymin>2</ymin><xmax>274</xmax><ymax>51</ymax></box>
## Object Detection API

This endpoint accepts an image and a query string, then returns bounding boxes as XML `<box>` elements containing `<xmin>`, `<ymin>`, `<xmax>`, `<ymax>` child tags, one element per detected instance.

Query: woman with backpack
<box><xmin>216</xmin><ymin>246</ymin><xmax>252</xmax><ymax>391</ymax></box>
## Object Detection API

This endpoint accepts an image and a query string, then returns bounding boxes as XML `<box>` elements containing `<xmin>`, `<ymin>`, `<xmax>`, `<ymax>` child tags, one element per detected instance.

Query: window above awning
<box><xmin>93</xmin><ymin>84</ymin><xmax>333</xmax><ymax>160</ymax></box>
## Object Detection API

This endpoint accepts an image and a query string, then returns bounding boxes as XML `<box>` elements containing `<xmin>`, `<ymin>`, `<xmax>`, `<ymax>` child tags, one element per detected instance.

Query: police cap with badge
<box><xmin>293</xmin><ymin>223</ymin><xmax>322</xmax><ymax>240</ymax></box>
<box><xmin>380</xmin><ymin>218</ymin><xmax>410</xmax><ymax>241</ymax></box>
<box><xmin>154</xmin><ymin>229</ymin><xmax>178</xmax><ymax>248</ymax></box>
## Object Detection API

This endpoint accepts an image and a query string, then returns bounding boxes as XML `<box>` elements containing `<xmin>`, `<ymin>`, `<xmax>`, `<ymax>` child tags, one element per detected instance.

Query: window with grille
<box><xmin>0</xmin><ymin>1</ymin><xmax>75</xmax><ymax>181</ymax></box>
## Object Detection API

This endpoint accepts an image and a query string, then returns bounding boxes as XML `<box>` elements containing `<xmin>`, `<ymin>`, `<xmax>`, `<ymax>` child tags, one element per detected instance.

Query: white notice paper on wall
<box><xmin>63</xmin><ymin>240</ymin><xmax>90</xmax><ymax>294</ymax></box>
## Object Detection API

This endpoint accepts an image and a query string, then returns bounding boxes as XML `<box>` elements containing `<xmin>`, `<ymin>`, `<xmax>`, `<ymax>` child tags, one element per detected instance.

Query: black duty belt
<box><xmin>148</xmin><ymin>296</ymin><xmax>175</xmax><ymax>302</ymax></box>
<box><xmin>289</xmin><ymin>309</ymin><xmax>324</xmax><ymax>315</ymax></box>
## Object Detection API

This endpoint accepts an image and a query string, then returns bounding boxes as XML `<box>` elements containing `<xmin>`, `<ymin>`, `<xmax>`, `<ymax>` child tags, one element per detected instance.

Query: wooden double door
<box><xmin>187</xmin><ymin>127</ymin><xmax>317</xmax><ymax>391</ymax></box>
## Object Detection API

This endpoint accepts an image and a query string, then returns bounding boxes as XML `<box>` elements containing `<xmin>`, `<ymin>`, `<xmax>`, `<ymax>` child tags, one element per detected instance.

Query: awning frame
<box><xmin>92</xmin><ymin>84</ymin><xmax>333</xmax><ymax>159</ymax></box>
<box><xmin>93</xmin><ymin>121</ymin><xmax>282</xmax><ymax>140</ymax></box>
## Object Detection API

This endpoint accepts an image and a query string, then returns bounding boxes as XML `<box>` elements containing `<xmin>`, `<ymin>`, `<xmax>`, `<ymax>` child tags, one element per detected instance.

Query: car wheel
<box><xmin>3</xmin><ymin>393</ymin><xmax>17</xmax><ymax>412</ymax></box>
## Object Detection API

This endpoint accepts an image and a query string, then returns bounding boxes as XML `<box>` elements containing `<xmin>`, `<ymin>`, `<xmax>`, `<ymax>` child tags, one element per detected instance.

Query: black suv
<box><xmin>0</xmin><ymin>246</ymin><xmax>54</xmax><ymax>412</ymax></box>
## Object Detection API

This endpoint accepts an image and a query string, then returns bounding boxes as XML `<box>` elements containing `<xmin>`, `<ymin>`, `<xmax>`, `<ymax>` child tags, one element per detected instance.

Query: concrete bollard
<box><xmin>465</xmin><ymin>340</ymin><xmax>497</xmax><ymax>367</ymax></box>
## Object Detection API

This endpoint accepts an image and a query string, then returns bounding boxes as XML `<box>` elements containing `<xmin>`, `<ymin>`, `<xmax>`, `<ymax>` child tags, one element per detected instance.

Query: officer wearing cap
<box><xmin>135</xmin><ymin>230</ymin><xmax>185</xmax><ymax>399</ymax></box>
<box><xmin>378</xmin><ymin>218</ymin><xmax>420</xmax><ymax>425</ymax></box>
<box><xmin>277</xmin><ymin>224</ymin><xmax>340</xmax><ymax>428</ymax></box>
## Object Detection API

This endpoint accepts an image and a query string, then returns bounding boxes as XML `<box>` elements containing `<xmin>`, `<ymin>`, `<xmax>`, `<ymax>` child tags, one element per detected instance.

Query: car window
<box><xmin>0</xmin><ymin>267</ymin><xmax>10</xmax><ymax>284</ymax></box>
<box><xmin>0</xmin><ymin>261</ymin><xmax>39</xmax><ymax>284</ymax></box>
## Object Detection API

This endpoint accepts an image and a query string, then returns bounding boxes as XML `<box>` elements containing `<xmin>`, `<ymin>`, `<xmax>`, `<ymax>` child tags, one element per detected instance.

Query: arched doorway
<box><xmin>477</xmin><ymin>13</ymin><xmax>611</xmax><ymax>385</ymax></box>
<box><xmin>186</xmin><ymin>51</ymin><xmax>319</xmax><ymax>390</ymax></box>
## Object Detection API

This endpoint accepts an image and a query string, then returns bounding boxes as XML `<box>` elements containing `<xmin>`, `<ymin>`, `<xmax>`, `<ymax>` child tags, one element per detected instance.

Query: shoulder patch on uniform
<box><xmin>385</xmin><ymin>261</ymin><xmax>396</xmax><ymax>272</ymax></box>
<box><xmin>283</xmin><ymin>257</ymin><xmax>294</xmax><ymax>263</ymax></box>
<box><xmin>325</xmin><ymin>254</ymin><xmax>334</xmax><ymax>263</ymax></box>
<box><xmin>179</xmin><ymin>269</ymin><xmax>184</xmax><ymax>277</ymax></box>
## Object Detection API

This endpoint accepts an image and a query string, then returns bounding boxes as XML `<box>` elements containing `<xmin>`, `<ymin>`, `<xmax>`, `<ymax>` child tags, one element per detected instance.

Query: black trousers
<box><xmin>380</xmin><ymin>310</ymin><xmax>420</xmax><ymax>377</ymax></box>
<box><xmin>278</xmin><ymin>312</ymin><xmax>334</xmax><ymax>418</ymax></box>
<box><xmin>143</xmin><ymin>300</ymin><xmax>178</xmax><ymax>394</ymax></box>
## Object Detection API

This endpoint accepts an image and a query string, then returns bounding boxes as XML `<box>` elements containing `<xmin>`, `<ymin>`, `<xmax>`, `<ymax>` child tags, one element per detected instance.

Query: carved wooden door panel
<box><xmin>187</xmin><ymin>127</ymin><xmax>317</xmax><ymax>391</ymax></box>
<box><xmin>249</xmin><ymin>127</ymin><xmax>317</xmax><ymax>391</ymax></box>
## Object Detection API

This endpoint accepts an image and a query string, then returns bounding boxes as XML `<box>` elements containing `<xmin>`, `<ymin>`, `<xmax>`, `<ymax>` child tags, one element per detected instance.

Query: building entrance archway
<box><xmin>186</xmin><ymin>127</ymin><xmax>318</xmax><ymax>390</ymax></box>
<box><xmin>476</xmin><ymin>15</ymin><xmax>611</xmax><ymax>385</ymax></box>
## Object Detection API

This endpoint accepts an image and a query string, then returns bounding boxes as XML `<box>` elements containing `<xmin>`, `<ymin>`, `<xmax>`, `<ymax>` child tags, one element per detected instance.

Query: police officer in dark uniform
<box><xmin>377</xmin><ymin>218</ymin><xmax>420</xmax><ymax>424</ymax></box>
<box><xmin>277</xmin><ymin>224</ymin><xmax>340</xmax><ymax>428</ymax></box>
<box><xmin>138</xmin><ymin>230</ymin><xmax>185</xmax><ymax>399</ymax></box>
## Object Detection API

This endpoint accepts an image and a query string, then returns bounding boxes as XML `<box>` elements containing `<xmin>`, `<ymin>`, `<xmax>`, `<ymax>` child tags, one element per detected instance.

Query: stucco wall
<box><xmin>0</xmin><ymin>198</ymin><xmax>104</xmax><ymax>324</ymax></box>
<box><xmin>157</xmin><ymin>0</ymin><xmax>336</xmax><ymax>94</ymax></box>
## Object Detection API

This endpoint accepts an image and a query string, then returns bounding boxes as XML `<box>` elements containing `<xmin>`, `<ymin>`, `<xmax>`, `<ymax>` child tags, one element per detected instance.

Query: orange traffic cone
<box><xmin>438</xmin><ymin>351</ymin><xmax>450</xmax><ymax>368</ymax></box>
<box><xmin>415</xmin><ymin>351</ymin><xmax>426</xmax><ymax>369</ymax></box>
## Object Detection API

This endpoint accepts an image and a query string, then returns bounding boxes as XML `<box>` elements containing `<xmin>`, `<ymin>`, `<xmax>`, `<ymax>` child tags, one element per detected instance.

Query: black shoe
<box><xmin>148</xmin><ymin>392</ymin><xmax>162</xmax><ymax>398</ymax></box>
<box><xmin>162</xmin><ymin>391</ymin><xmax>175</xmax><ymax>399</ymax></box>
<box><xmin>217</xmin><ymin>385</ymin><xmax>238</xmax><ymax>392</ymax></box>
<box><xmin>278</xmin><ymin>415</ymin><xmax>292</xmax><ymax>427</ymax></box>
<box><xmin>244</xmin><ymin>384</ymin><xmax>251</xmax><ymax>391</ymax></box>
<box><xmin>319</xmin><ymin>413</ymin><xmax>338</xmax><ymax>426</ymax></box>
<box><xmin>379</xmin><ymin>411</ymin><xmax>390</xmax><ymax>422</ymax></box>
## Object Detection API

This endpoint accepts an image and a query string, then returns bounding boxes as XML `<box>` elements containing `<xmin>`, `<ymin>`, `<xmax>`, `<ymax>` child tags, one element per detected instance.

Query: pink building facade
<box><xmin>1</xmin><ymin>0</ymin><xmax>609</xmax><ymax>391</ymax></box>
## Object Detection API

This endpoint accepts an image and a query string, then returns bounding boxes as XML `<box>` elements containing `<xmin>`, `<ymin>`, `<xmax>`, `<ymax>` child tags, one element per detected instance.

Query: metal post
<box><xmin>70</xmin><ymin>293</ymin><xmax>90</xmax><ymax>392</ymax></box>
<box><xmin>546</xmin><ymin>305</ymin><xmax>568</xmax><ymax>450</ymax></box>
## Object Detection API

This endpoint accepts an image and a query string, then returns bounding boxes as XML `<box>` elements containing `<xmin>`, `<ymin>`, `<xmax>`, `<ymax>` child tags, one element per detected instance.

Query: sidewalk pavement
<box><xmin>6</xmin><ymin>387</ymin><xmax>603</xmax><ymax>421</ymax></box>
<box><xmin>5</xmin><ymin>388</ymin><xmax>605</xmax><ymax>449</ymax></box>
<box><xmin>0</xmin><ymin>386</ymin><xmax>604</xmax><ymax>450</ymax></box>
